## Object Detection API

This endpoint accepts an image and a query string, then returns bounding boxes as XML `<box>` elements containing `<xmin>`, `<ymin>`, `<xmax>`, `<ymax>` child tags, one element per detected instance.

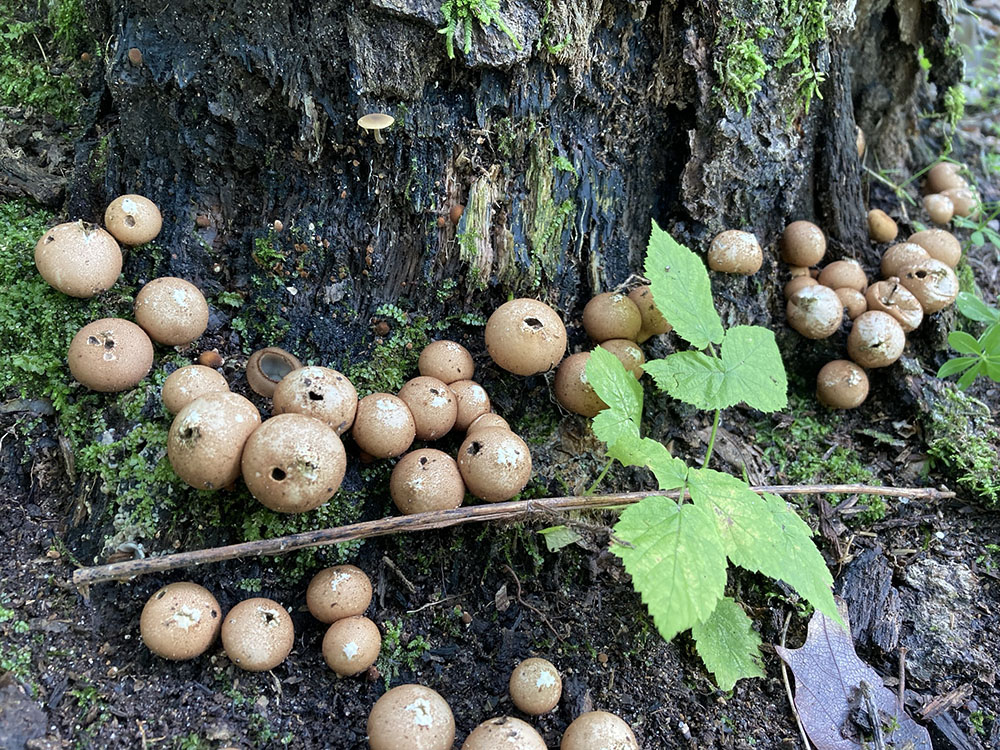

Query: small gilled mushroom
<box><xmin>880</xmin><ymin>243</ymin><xmax>930</xmax><ymax>279</ymax></box>
<box><xmin>780</xmin><ymin>221</ymin><xmax>826</xmax><ymax>266</ymax></box>
<box><xmin>816</xmin><ymin>360</ymin><xmax>869</xmax><ymax>409</ymax></box>
<box><xmin>818</xmin><ymin>260</ymin><xmax>866</xmax><ymax>292</ymax></box>
<box><xmin>68</xmin><ymin>318</ymin><xmax>154</xmax><ymax>392</ymax></box>
<box><xmin>865</xmin><ymin>279</ymin><xmax>924</xmax><ymax>332</ymax></box>
<box><xmin>835</xmin><ymin>288</ymin><xmax>867</xmax><ymax>320</ymax></box>
<box><xmin>786</xmin><ymin>286</ymin><xmax>843</xmax><ymax>339</ymax></box>
<box><xmin>34</xmin><ymin>221</ymin><xmax>122</xmax><ymax>298</ymax></box>
<box><xmin>707</xmin><ymin>230</ymin><xmax>763</xmax><ymax>275</ymax></box>
<box><xmin>867</xmin><ymin>209</ymin><xmax>898</xmax><ymax>243</ymax></box>
<box><xmin>357</xmin><ymin>113</ymin><xmax>394</xmax><ymax>144</ymax></box>
<box><xmin>924</xmin><ymin>162</ymin><xmax>966</xmax><ymax>194</ymax></box>
<box><xmin>485</xmin><ymin>298</ymin><xmax>567</xmax><ymax>375</ymax></box>
<box><xmin>582</xmin><ymin>292</ymin><xmax>642</xmax><ymax>343</ymax></box>
<box><xmin>907</xmin><ymin>229</ymin><xmax>961</xmax><ymax>267</ymax></box>
<box><xmin>104</xmin><ymin>195</ymin><xmax>163</xmax><ymax>245</ymax></box>
<box><xmin>246</xmin><ymin>347</ymin><xmax>303</xmax><ymax>398</ymax></box>
<box><xmin>847</xmin><ymin>311</ymin><xmax>906</xmax><ymax>368</ymax></box>
<box><xmin>897</xmin><ymin>258</ymin><xmax>959</xmax><ymax>313</ymax></box>
<box><xmin>784</xmin><ymin>276</ymin><xmax>818</xmax><ymax>300</ymax></box>
<box><xmin>923</xmin><ymin>194</ymin><xmax>955</xmax><ymax>225</ymax></box>
<box><xmin>627</xmin><ymin>285</ymin><xmax>671</xmax><ymax>342</ymax></box>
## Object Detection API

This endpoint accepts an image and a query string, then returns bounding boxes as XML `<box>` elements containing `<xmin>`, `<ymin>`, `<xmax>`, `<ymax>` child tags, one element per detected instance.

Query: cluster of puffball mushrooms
<box><xmin>139</xmin><ymin>568</ymin><xmax>638</xmax><ymax>750</ymax></box>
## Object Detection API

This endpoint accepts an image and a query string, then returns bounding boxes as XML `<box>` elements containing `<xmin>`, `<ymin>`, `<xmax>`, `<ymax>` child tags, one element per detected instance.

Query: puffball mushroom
<box><xmin>554</xmin><ymin>352</ymin><xmax>606</xmax><ymax>417</ymax></box>
<box><xmin>134</xmin><ymin>277</ymin><xmax>209</xmax><ymax>346</ymax></box>
<box><xmin>942</xmin><ymin>186</ymin><xmax>980</xmax><ymax>218</ymax></box>
<box><xmin>462</xmin><ymin>717</ymin><xmax>547</xmax><ymax>750</ymax></box>
<box><xmin>780</xmin><ymin>221</ymin><xmax>826</xmax><ymax>266</ymax></box>
<box><xmin>509</xmin><ymin>657</ymin><xmax>562</xmax><ymax>715</ymax></box>
<box><xmin>221</xmin><ymin>598</ymin><xmax>294</xmax><ymax>672</ymax></box>
<box><xmin>272</xmin><ymin>366</ymin><xmax>358</xmax><ymax>435</ymax></box>
<box><xmin>786</xmin><ymin>285</ymin><xmax>843</xmax><ymax>339</ymax></box>
<box><xmin>865</xmin><ymin>279</ymin><xmax>924</xmax><ymax>332</ymax></box>
<box><xmin>867</xmin><ymin>209</ymin><xmax>898</xmax><ymax>243</ymax></box>
<box><xmin>599</xmin><ymin>339</ymin><xmax>645</xmax><ymax>378</ymax></box>
<box><xmin>240</xmin><ymin>414</ymin><xmax>346</xmax><ymax>513</ymax></box>
<box><xmin>467</xmin><ymin>412</ymin><xmax>511</xmax><ymax>434</ymax></box>
<box><xmin>161</xmin><ymin>365</ymin><xmax>229</xmax><ymax>414</ymax></box>
<box><xmin>816</xmin><ymin>360</ymin><xmax>870</xmax><ymax>409</ymax></box>
<box><xmin>925</xmin><ymin>162</ymin><xmax>966</xmax><ymax>194</ymax></box>
<box><xmin>923</xmin><ymin>194</ymin><xmax>955</xmax><ymax>225</ymax></box>
<box><xmin>367</xmin><ymin>684</ymin><xmax>456</xmax><ymax>750</ymax></box>
<box><xmin>818</xmin><ymin>260</ymin><xmax>866</xmax><ymax>292</ymax></box>
<box><xmin>390</xmin><ymin>449</ymin><xmax>465</xmax><ymax>515</ymax></box>
<box><xmin>34</xmin><ymin>221</ymin><xmax>122</xmax><ymax>298</ymax></box>
<box><xmin>561</xmin><ymin>711</ymin><xmax>639</xmax><ymax>750</ymax></box>
<box><xmin>246</xmin><ymin>347</ymin><xmax>303</xmax><ymax>398</ymax></box>
<box><xmin>104</xmin><ymin>194</ymin><xmax>163</xmax><ymax>245</ymax></box>
<box><xmin>898</xmin><ymin>258</ymin><xmax>959</xmax><ymax>313</ymax></box>
<box><xmin>450</xmin><ymin>380</ymin><xmax>491</xmax><ymax>431</ymax></box>
<box><xmin>835</xmin><ymin>288</ymin><xmax>868</xmax><ymax>320</ymax></box>
<box><xmin>907</xmin><ymin>229</ymin><xmax>961</xmax><ymax>267</ymax></box>
<box><xmin>458</xmin><ymin>427</ymin><xmax>532</xmax><ymax>503</ymax></box>
<box><xmin>582</xmin><ymin>292</ymin><xmax>643</xmax><ymax>342</ymax></box>
<box><xmin>68</xmin><ymin>318</ymin><xmax>154</xmax><ymax>392</ymax></box>
<box><xmin>418</xmin><ymin>340</ymin><xmax>475</xmax><ymax>383</ymax></box>
<box><xmin>352</xmin><ymin>393</ymin><xmax>416</xmax><ymax>458</ymax></box>
<box><xmin>880</xmin><ymin>243</ymin><xmax>930</xmax><ymax>278</ymax></box>
<box><xmin>847</xmin><ymin>311</ymin><xmax>906</xmax><ymax>368</ymax></box>
<box><xmin>628</xmin><ymin>285</ymin><xmax>671</xmax><ymax>342</ymax></box>
<box><xmin>784</xmin><ymin>276</ymin><xmax>818</xmax><ymax>300</ymax></box>
<box><xmin>167</xmin><ymin>391</ymin><xmax>261</xmax><ymax>490</ymax></box>
<box><xmin>397</xmin><ymin>376</ymin><xmax>458</xmax><ymax>440</ymax></box>
<box><xmin>306</xmin><ymin>565</ymin><xmax>373</xmax><ymax>624</ymax></box>
<box><xmin>322</xmin><ymin>616</ymin><xmax>381</xmax><ymax>676</ymax></box>
<box><xmin>486</xmin><ymin>298</ymin><xmax>567</xmax><ymax>374</ymax></box>
<box><xmin>707</xmin><ymin>230</ymin><xmax>763</xmax><ymax>274</ymax></box>
<box><xmin>140</xmin><ymin>582</ymin><xmax>222</xmax><ymax>661</ymax></box>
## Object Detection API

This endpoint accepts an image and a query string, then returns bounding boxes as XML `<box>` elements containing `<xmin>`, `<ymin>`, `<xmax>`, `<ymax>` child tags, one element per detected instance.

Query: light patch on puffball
<box><xmin>306</xmin><ymin>565</ymin><xmax>373</xmax><ymax>623</ymax></box>
<box><xmin>786</xmin><ymin>285</ymin><xmax>843</xmax><ymax>339</ymax></box>
<box><xmin>68</xmin><ymin>318</ymin><xmax>154</xmax><ymax>392</ymax></box>
<box><xmin>34</xmin><ymin>220</ymin><xmax>122</xmax><ymax>298</ymax></box>
<box><xmin>352</xmin><ymin>393</ymin><xmax>415</xmax><ymax>458</ymax></box>
<box><xmin>367</xmin><ymin>684</ymin><xmax>455</xmax><ymax>750</ymax></box>
<box><xmin>458</xmin><ymin>427</ymin><xmax>532</xmax><ymax>503</ymax></box>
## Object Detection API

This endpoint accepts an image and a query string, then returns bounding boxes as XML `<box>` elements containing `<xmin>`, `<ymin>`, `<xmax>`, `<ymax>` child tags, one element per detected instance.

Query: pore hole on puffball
<box><xmin>419</xmin><ymin>457</ymin><xmax>428</xmax><ymax>465</ymax></box>
<box><xmin>156</xmin><ymin>591</ymin><xmax>165</xmax><ymax>599</ymax></box>
<box><xmin>259</xmin><ymin>353</ymin><xmax>295</xmax><ymax>381</ymax></box>
<box><xmin>524</xmin><ymin>317</ymin><xmax>543</xmax><ymax>329</ymax></box>
<box><xmin>271</xmin><ymin>468</ymin><xmax>287</xmax><ymax>481</ymax></box>
<box><xmin>87</xmin><ymin>336</ymin><xmax>100</xmax><ymax>346</ymax></box>
<box><xmin>104</xmin><ymin>339</ymin><xmax>116</xmax><ymax>350</ymax></box>
<box><xmin>178</xmin><ymin>426</ymin><xmax>199</xmax><ymax>440</ymax></box>
<box><xmin>124</xmin><ymin>215</ymin><xmax>136</xmax><ymax>227</ymax></box>
<box><xmin>916</xmin><ymin>270</ymin><xmax>928</xmax><ymax>279</ymax></box>
<box><xmin>263</xmin><ymin>611</ymin><xmax>276</xmax><ymax>624</ymax></box>
<box><xmin>308</xmin><ymin>391</ymin><xmax>323</xmax><ymax>401</ymax></box>
<box><xmin>467</xmin><ymin>441</ymin><xmax>483</xmax><ymax>455</ymax></box>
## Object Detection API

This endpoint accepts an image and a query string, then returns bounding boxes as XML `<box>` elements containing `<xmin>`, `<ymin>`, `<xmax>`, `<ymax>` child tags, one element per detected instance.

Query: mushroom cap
<box><xmin>628</xmin><ymin>285</ymin><xmax>671</xmax><ymax>343</ymax></box>
<box><xmin>816</xmin><ymin>360</ymin><xmax>870</xmax><ymax>409</ymax></box>
<box><xmin>246</xmin><ymin>347</ymin><xmax>303</xmax><ymax>398</ymax></box>
<box><xmin>34</xmin><ymin>221</ymin><xmax>122</xmax><ymax>298</ymax></box>
<box><xmin>865</xmin><ymin>279</ymin><xmax>924</xmax><ymax>332</ymax></box>
<box><xmin>367</xmin><ymin>684</ymin><xmax>455</xmax><ymax>750</ymax></box>
<box><xmin>554</xmin><ymin>352</ymin><xmax>607</xmax><ymax>417</ymax></box>
<box><xmin>867</xmin><ymin>209</ymin><xmax>898</xmax><ymax>243</ymax></box>
<box><xmin>925</xmin><ymin>162</ymin><xmax>967</xmax><ymax>194</ymax></box>
<box><xmin>104</xmin><ymin>194</ymin><xmax>163</xmax><ymax>246</ymax></box>
<box><xmin>907</xmin><ymin>229</ymin><xmax>961</xmax><ymax>267</ymax></box>
<box><xmin>418</xmin><ymin>340</ymin><xmax>475</xmax><ymax>384</ymax></box>
<box><xmin>134</xmin><ymin>277</ymin><xmax>209</xmax><ymax>346</ymax></box>
<box><xmin>847</xmin><ymin>311</ymin><xmax>906</xmax><ymax>368</ymax></box>
<box><xmin>707</xmin><ymin>229</ymin><xmax>763</xmax><ymax>274</ymax></box>
<box><xmin>467</xmin><ymin>413</ymin><xmax>511</xmax><ymax>434</ymax></box>
<box><xmin>398</xmin><ymin>376</ymin><xmax>458</xmax><ymax>440</ymax></box>
<box><xmin>390</xmin><ymin>449</ymin><xmax>465</xmax><ymax>515</ymax></box>
<box><xmin>167</xmin><ymin>391</ymin><xmax>261</xmax><ymax>490</ymax></box>
<box><xmin>358</xmin><ymin>113</ymin><xmax>395</xmax><ymax>131</ymax></box>
<box><xmin>140</xmin><ymin>582</ymin><xmax>222</xmax><ymax>661</ymax></box>
<box><xmin>598</xmin><ymin>339</ymin><xmax>645</xmax><ymax>379</ymax></box>
<box><xmin>784</xmin><ymin>276</ymin><xmax>818</xmax><ymax>300</ymax></box>
<box><xmin>458</xmin><ymin>427</ymin><xmax>532</xmax><ymax>503</ymax></box>
<box><xmin>352</xmin><ymin>393</ymin><xmax>416</xmax><ymax>458</ymax></box>
<box><xmin>509</xmin><ymin>657</ymin><xmax>562</xmax><ymax>715</ymax></box>
<box><xmin>780</xmin><ymin>221</ymin><xmax>826</xmax><ymax>266</ymax></box>
<box><xmin>221</xmin><ymin>598</ymin><xmax>294</xmax><ymax>672</ymax></box>
<box><xmin>581</xmin><ymin>292</ymin><xmax>642</xmax><ymax>343</ymax></box>
<box><xmin>786</xmin><ymin>285</ymin><xmax>843</xmax><ymax>339</ymax></box>
<box><xmin>68</xmin><ymin>318</ymin><xmax>154</xmax><ymax>392</ymax></box>
<box><xmin>241</xmin><ymin>414</ymin><xmax>346</xmax><ymax>513</ymax></box>
<box><xmin>306</xmin><ymin>565</ymin><xmax>373</xmax><ymax>624</ymax></box>
<box><xmin>817</xmin><ymin>260</ymin><xmax>867</xmax><ymax>292</ymax></box>
<box><xmin>897</xmin><ymin>258</ymin><xmax>959</xmax><ymax>313</ymax></box>
<box><xmin>941</xmin><ymin>186</ymin><xmax>980</xmax><ymax>218</ymax></box>
<box><xmin>485</xmin><ymin>298</ymin><xmax>567</xmax><ymax>375</ymax></box>
<box><xmin>272</xmin><ymin>366</ymin><xmax>358</xmax><ymax>435</ymax></box>
<box><xmin>322</xmin><ymin>616</ymin><xmax>381</xmax><ymax>676</ymax></box>
<box><xmin>462</xmin><ymin>717</ymin><xmax>547</xmax><ymax>750</ymax></box>
<box><xmin>881</xmin><ymin>243</ymin><xmax>930</xmax><ymax>279</ymax></box>
<box><xmin>560</xmin><ymin>711</ymin><xmax>639</xmax><ymax>750</ymax></box>
<box><xmin>835</xmin><ymin>287</ymin><xmax>867</xmax><ymax>320</ymax></box>
<box><xmin>923</xmin><ymin>193</ymin><xmax>955</xmax><ymax>225</ymax></box>
<box><xmin>161</xmin><ymin>365</ymin><xmax>229</xmax><ymax>414</ymax></box>
<box><xmin>450</xmin><ymin>380</ymin><xmax>491</xmax><ymax>431</ymax></box>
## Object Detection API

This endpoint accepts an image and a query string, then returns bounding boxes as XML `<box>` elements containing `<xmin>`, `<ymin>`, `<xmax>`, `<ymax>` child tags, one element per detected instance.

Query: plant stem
<box><xmin>702</xmin><ymin>408</ymin><xmax>721</xmax><ymax>469</ymax></box>
<box><xmin>584</xmin><ymin>459</ymin><xmax>614</xmax><ymax>496</ymax></box>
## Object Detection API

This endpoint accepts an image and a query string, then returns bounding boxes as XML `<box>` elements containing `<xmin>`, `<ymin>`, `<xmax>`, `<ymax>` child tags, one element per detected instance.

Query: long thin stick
<box><xmin>71</xmin><ymin>484</ymin><xmax>953</xmax><ymax>591</ymax></box>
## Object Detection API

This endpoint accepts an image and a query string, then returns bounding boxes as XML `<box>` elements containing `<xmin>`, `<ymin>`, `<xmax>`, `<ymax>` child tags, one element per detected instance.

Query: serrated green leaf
<box><xmin>718</xmin><ymin>326</ymin><xmax>788</xmax><ymax>412</ymax></box>
<box><xmin>611</xmin><ymin>496</ymin><xmax>727</xmax><ymax>642</ymax></box>
<box><xmin>956</xmin><ymin>292</ymin><xmax>1000</xmax><ymax>324</ymax></box>
<box><xmin>538</xmin><ymin>525</ymin><xmax>583</xmax><ymax>552</ymax></box>
<box><xmin>599</xmin><ymin>431</ymin><xmax>687</xmax><ymax>490</ymax></box>
<box><xmin>644</xmin><ymin>219</ymin><xmax>724</xmax><ymax>349</ymax></box>
<box><xmin>949</xmin><ymin>330</ymin><xmax>983</xmax><ymax>355</ymax></box>
<box><xmin>937</xmin><ymin>356</ymin><xmax>977</xmax><ymax>378</ymax></box>
<box><xmin>644</xmin><ymin>352</ymin><xmax>726</xmax><ymax>410</ymax></box>
<box><xmin>586</xmin><ymin>346</ymin><xmax>642</xmax><ymax>425</ymax></box>
<box><xmin>691</xmin><ymin>596</ymin><xmax>765</xmax><ymax>690</ymax></box>
<box><xmin>591</xmin><ymin>406</ymin><xmax>639</xmax><ymax>451</ymax></box>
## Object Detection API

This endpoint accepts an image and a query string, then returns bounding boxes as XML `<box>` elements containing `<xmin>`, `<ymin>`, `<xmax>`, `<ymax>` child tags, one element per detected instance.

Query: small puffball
<box><xmin>707</xmin><ymin>230</ymin><xmax>763</xmax><ymax>274</ymax></box>
<box><xmin>818</xmin><ymin>259</ymin><xmax>866</xmax><ymax>292</ymax></box>
<box><xmin>847</xmin><ymin>311</ymin><xmax>905</xmax><ymax>368</ymax></box>
<box><xmin>867</xmin><ymin>209</ymin><xmax>898</xmax><ymax>243</ymax></box>
<box><xmin>780</xmin><ymin>221</ymin><xmax>826</xmax><ymax>266</ymax></box>
<box><xmin>786</xmin><ymin>285</ymin><xmax>843</xmax><ymax>339</ymax></box>
<box><xmin>923</xmin><ymin>194</ymin><xmax>955</xmax><ymax>225</ymax></box>
<box><xmin>924</xmin><ymin>162</ymin><xmax>966</xmax><ymax>194</ymax></box>
<box><xmin>816</xmin><ymin>360</ymin><xmax>869</xmax><ymax>409</ymax></box>
<box><xmin>835</xmin><ymin>288</ymin><xmax>867</xmax><ymax>320</ymax></box>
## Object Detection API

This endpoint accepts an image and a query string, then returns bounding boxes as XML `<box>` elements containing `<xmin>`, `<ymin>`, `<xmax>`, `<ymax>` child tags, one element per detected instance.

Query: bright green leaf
<box><xmin>937</xmin><ymin>356</ymin><xmax>977</xmax><ymax>379</ymax></box>
<box><xmin>598</xmin><ymin>430</ymin><xmax>688</xmax><ymax>490</ymax></box>
<box><xmin>644</xmin><ymin>219</ymin><xmax>724</xmax><ymax>349</ymax></box>
<box><xmin>984</xmin><ymin>358</ymin><xmax>1000</xmax><ymax>383</ymax></box>
<box><xmin>958</xmin><ymin>362</ymin><xmax>984</xmax><ymax>389</ymax></box>
<box><xmin>691</xmin><ymin>596</ymin><xmax>765</xmax><ymax>690</ymax></box>
<box><xmin>972</xmin><ymin>230</ymin><xmax>986</xmax><ymax>247</ymax></box>
<box><xmin>718</xmin><ymin>326</ymin><xmax>788</xmax><ymax>413</ymax></box>
<box><xmin>612</xmin><ymin>496</ymin><xmax>728</xmax><ymax>642</ymax></box>
<box><xmin>591</xmin><ymin>406</ymin><xmax>639</xmax><ymax>451</ymax></box>
<box><xmin>956</xmin><ymin>292</ymin><xmax>1000</xmax><ymax>324</ymax></box>
<box><xmin>980</xmin><ymin>323</ymin><xmax>1000</xmax><ymax>354</ymax></box>
<box><xmin>586</xmin><ymin>346</ymin><xmax>642</xmax><ymax>426</ymax></box>
<box><xmin>948</xmin><ymin>330</ymin><xmax>983</xmax><ymax>355</ymax></box>
<box><xmin>538</xmin><ymin>525</ymin><xmax>582</xmax><ymax>552</ymax></box>
<box><xmin>644</xmin><ymin>352</ymin><xmax>726</xmax><ymax>410</ymax></box>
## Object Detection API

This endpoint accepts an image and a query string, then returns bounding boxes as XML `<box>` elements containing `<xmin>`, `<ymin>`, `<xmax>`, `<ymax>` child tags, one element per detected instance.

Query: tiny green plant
<box><xmin>439</xmin><ymin>0</ymin><xmax>522</xmax><ymax>59</ymax></box>
<box><xmin>937</xmin><ymin>292</ymin><xmax>1000</xmax><ymax>388</ymax></box>
<box><xmin>584</xmin><ymin>220</ymin><xmax>838</xmax><ymax>690</ymax></box>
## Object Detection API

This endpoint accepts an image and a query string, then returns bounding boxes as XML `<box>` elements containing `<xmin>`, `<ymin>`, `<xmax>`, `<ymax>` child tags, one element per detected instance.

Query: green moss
<box><xmin>519</xmin><ymin>130</ymin><xmax>575</xmax><ymax>288</ymax></box>
<box><xmin>716</xmin><ymin>34</ymin><xmax>770</xmax><ymax>115</ymax></box>
<box><xmin>776</xmin><ymin>0</ymin><xmax>828</xmax><ymax>115</ymax></box>
<box><xmin>345</xmin><ymin>304</ymin><xmax>438</xmax><ymax>396</ymax></box>
<box><xmin>439</xmin><ymin>0</ymin><xmax>522</xmax><ymax>59</ymax></box>
<box><xmin>376</xmin><ymin>618</ymin><xmax>433</xmax><ymax>687</ymax></box>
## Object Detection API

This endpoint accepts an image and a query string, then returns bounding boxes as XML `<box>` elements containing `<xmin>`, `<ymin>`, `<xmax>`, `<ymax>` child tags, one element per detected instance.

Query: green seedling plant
<box><xmin>440</xmin><ymin>0</ymin><xmax>522</xmax><ymax>59</ymax></box>
<box><xmin>584</xmin><ymin>220</ymin><xmax>838</xmax><ymax>690</ymax></box>
<box><xmin>937</xmin><ymin>291</ymin><xmax>1000</xmax><ymax>388</ymax></box>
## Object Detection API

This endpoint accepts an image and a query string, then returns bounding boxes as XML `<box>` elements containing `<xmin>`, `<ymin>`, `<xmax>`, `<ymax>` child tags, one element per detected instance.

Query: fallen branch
<box><xmin>71</xmin><ymin>484</ymin><xmax>953</xmax><ymax>592</ymax></box>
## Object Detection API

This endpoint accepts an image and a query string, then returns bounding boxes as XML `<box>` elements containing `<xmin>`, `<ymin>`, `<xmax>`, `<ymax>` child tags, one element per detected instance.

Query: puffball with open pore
<box><xmin>847</xmin><ymin>311</ymin><xmax>906</xmax><ymax>368</ymax></box>
<box><xmin>397</xmin><ymin>376</ymin><xmax>457</xmax><ymax>440</ymax></box>
<box><xmin>246</xmin><ymin>347</ymin><xmax>302</xmax><ymax>398</ymax></box>
<box><xmin>898</xmin><ymin>258</ymin><xmax>959</xmax><ymax>313</ymax></box>
<box><xmin>104</xmin><ymin>194</ymin><xmax>163</xmax><ymax>245</ymax></box>
<box><xmin>68</xmin><ymin>318</ymin><xmax>154</xmax><ymax>392</ymax></box>
<box><xmin>458</xmin><ymin>427</ymin><xmax>532</xmax><ymax>502</ymax></box>
<box><xmin>272</xmin><ymin>366</ymin><xmax>358</xmax><ymax>436</ymax></box>
<box><xmin>221</xmin><ymin>598</ymin><xmax>294</xmax><ymax>672</ymax></box>
<box><xmin>390</xmin><ymin>449</ymin><xmax>465</xmax><ymax>515</ymax></box>
<box><xmin>35</xmin><ymin>221</ymin><xmax>122</xmax><ymax>298</ymax></box>
<box><xmin>485</xmin><ymin>298</ymin><xmax>567</xmax><ymax>375</ymax></box>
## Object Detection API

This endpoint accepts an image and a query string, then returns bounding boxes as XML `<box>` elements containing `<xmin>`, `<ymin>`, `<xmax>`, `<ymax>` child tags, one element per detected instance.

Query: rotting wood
<box><xmin>71</xmin><ymin>484</ymin><xmax>955</xmax><ymax>592</ymax></box>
